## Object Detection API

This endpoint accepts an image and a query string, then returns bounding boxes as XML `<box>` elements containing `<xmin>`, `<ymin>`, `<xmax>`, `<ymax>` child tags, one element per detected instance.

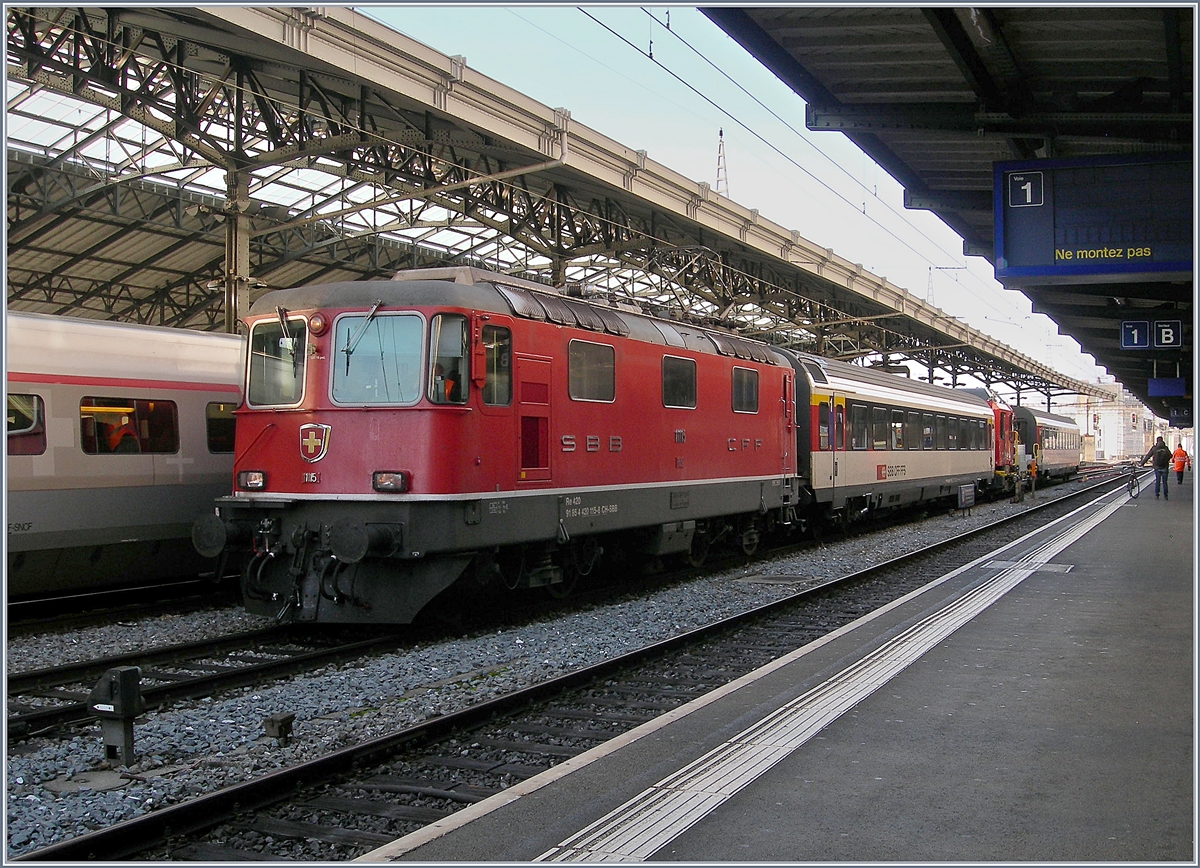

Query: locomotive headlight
<box><xmin>237</xmin><ymin>470</ymin><xmax>267</xmax><ymax>490</ymax></box>
<box><xmin>308</xmin><ymin>312</ymin><xmax>329</xmax><ymax>336</ymax></box>
<box><xmin>372</xmin><ymin>471</ymin><xmax>409</xmax><ymax>492</ymax></box>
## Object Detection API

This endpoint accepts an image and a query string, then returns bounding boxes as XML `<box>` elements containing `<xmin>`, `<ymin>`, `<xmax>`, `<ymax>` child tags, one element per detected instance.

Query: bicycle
<box><xmin>1126</xmin><ymin>463</ymin><xmax>1141</xmax><ymax>499</ymax></box>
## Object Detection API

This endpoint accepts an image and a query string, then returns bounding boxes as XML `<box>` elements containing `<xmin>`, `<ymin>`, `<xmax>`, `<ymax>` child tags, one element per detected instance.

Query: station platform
<box><xmin>363</xmin><ymin>474</ymin><xmax>1195</xmax><ymax>863</ymax></box>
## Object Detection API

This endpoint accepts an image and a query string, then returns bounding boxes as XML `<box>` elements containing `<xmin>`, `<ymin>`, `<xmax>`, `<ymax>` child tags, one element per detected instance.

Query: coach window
<box><xmin>247</xmin><ymin>314</ymin><xmax>307</xmax><ymax>406</ymax></box>
<box><xmin>890</xmin><ymin>409</ymin><xmax>905</xmax><ymax>450</ymax></box>
<box><xmin>871</xmin><ymin>407</ymin><xmax>889</xmax><ymax>450</ymax></box>
<box><xmin>482</xmin><ymin>325</ymin><xmax>512</xmax><ymax>406</ymax></box>
<box><xmin>663</xmin><ymin>356</ymin><xmax>697</xmax><ymax>409</ymax></box>
<box><xmin>818</xmin><ymin>401</ymin><xmax>830</xmax><ymax>450</ymax></box>
<box><xmin>205</xmin><ymin>403</ymin><xmax>236</xmax><ymax>453</ymax></box>
<box><xmin>80</xmin><ymin>397</ymin><xmax>178</xmax><ymax>454</ymax></box>
<box><xmin>568</xmin><ymin>340</ymin><xmax>615</xmax><ymax>402</ymax></box>
<box><xmin>906</xmin><ymin>411</ymin><xmax>921</xmax><ymax>450</ymax></box>
<box><xmin>935</xmin><ymin>415</ymin><xmax>948</xmax><ymax>449</ymax></box>
<box><xmin>732</xmin><ymin>367</ymin><xmax>758</xmax><ymax>413</ymax></box>
<box><xmin>850</xmin><ymin>404</ymin><xmax>868</xmax><ymax>450</ymax></box>
<box><xmin>947</xmin><ymin>416</ymin><xmax>959</xmax><ymax>450</ymax></box>
<box><xmin>7</xmin><ymin>394</ymin><xmax>46</xmax><ymax>456</ymax></box>
<box><xmin>921</xmin><ymin>413</ymin><xmax>934</xmax><ymax>449</ymax></box>
<box><xmin>429</xmin><ymin>314</ymin><xmax>469</xmax><ymax>405</ymax></box>
<box><xmin>835</xmin><ymin>404</ymin><xmax>845</xmax><ymax>450</ymax></box>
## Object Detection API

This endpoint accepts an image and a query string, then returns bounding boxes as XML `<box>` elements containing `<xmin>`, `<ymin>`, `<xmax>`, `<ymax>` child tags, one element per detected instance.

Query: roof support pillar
<box><xmin>224</xmin><ymin>171</ymin><xmax>252</xmax><ymax>334</ymax></box>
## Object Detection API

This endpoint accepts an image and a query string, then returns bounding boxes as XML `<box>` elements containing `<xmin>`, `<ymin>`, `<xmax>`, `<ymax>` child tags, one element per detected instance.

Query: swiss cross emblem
<box><xmin>299</xmin><ymin>423</ymin><xmax>331</xmax><ymax>463</ymax></box>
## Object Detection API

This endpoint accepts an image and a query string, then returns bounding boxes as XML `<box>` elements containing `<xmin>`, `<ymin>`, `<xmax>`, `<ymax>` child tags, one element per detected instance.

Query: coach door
<box><xmin>827</xmin><ymin>395</ymin><xmax>846</xmax><ymax>503</ymax></box>
<box><xmin>515</xmin><ymin>353</ymin><xmax>552</xmax><ymax>482</ymax></box>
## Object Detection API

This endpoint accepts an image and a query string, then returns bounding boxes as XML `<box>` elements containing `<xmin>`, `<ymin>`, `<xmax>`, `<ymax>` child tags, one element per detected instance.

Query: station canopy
<box><xmin>7</xmin><ymin>6</ymin><xmax>1107</xmax><ymax>404</ymax></box>
<box><xmin>705</xmin><ymin>6</ymin><xmax>1193</xmax><ymax>419</ymax></box>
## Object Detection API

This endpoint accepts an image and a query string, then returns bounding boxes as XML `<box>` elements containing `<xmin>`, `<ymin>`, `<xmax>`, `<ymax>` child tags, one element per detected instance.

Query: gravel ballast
<box><xmin>5</xmin><ymin>479</ymin><xmax>1103</xmax><ymax>857</ymax></box>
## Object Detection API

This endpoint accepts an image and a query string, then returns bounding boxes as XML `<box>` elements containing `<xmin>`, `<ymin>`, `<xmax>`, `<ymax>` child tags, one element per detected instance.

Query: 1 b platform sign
<box><xmin>994</xmin><ymin>153</ymin><xmax>1191</xmax><ymax>286</ymax></box>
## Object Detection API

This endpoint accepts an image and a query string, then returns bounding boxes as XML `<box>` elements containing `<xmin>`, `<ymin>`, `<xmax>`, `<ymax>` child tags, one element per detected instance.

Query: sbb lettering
<box><xmin>561</xmin><ymin>434</ymin><xmax>622</xmax><ymax>453</ymax></box>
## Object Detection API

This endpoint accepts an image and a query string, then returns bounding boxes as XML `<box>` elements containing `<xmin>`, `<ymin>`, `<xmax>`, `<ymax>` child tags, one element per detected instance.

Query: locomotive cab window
<box><xmin>206</xmin><ymin>402</ymin><xmax>236</xmax><ymax>453</ymax></box>
<box><xmin>568</xmin><ymin>340</ymin><xmax>615</xmax><ymax>402</ymax></box>
<box><xmin>7</xmin><ymin>393</ymin><xmax>46</xmax><ymax>455</ymax></box>
<box><xmin>333</xmin><ymin>312</ymin><xmax>423</xmax><ymax>405</ymax></box>
<box><xmin>482</xmin><ymin>324</ymin><xmax>512</xmax><ymax>406</ymax></box>
<box><xmin>248</xmin><ymin>314</ymin><xmax>307</xmax><ymax>406</ymax></box>
<box><xmin>732</xmin><ymin>367</ymin><xmax>758</xmax><ymax>413</ymax></box>
<box><xmin>662</xmin><ymin>356</ymin><xmax>697</xmax><ymax>409</ymax></box>
<box><xmin>80</xmin><ymin>397</ymin><xmax>178</xmax><ymax>454</ymax></box>
<box><xmin>429</xmin><ymin>314</ymin><xmax>468</xmax><ymax>404</ymax></box>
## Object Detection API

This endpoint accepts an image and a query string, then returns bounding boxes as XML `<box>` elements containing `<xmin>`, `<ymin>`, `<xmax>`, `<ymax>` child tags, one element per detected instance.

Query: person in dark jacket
<box><xmin>1142</xmin><ymin>436</ymin><xmax>1173</xmax><ymax>499</ymax></box>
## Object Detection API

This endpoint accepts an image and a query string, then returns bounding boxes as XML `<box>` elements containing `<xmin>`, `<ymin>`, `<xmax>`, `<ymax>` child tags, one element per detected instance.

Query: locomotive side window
<box><xmin>850</xmin><ymin>403</ymin><xmax>868</xmax><ymax>450</ymax></box>
<box><xmin>732</xmin><ymin>367</ymin><xmax>758</xmax><ymax>413</ymax></box>
<box><xmin>7</xmin><ymin>394</ymin><xmax>46</xmax><ymax>455</ymax></box>
<box><xmin>79</xmin><ymin>397</ymin><xmax>178</xmax><ymax>454</ymax></box>
<box><xmin>568</xmin><ymin>340</ymin><xmax>615</xmax><ymax>402</ymax></box>
<box><xmin>871</xmin><ymin>406</ymin><xmax>889</xmax><ymax>450</ymax></box>
<box><xmin>206</xmin><ymin>402</ymin><xmax>236</xmax><ymax>453</ymax></box>
<box><xmin>818</xmin><ymin>401</ymin><xmax>830</xmax><ymax>450</ymax></box>
<box><xmin>482</xmin><ymin>325</ymin><xmax>512</xmax><ymax>406</ymax></box>
<box><xmin>834</xmin><ymin>404</ymin><xmax>845</xmax><ymax>450</ymax></box>
<box><xmin>890</xmin><ymin>409</ymin><xmax>905</xmax><ymax>450</ymax></box>
<box><xmin>662</xmin><ymin>356</ymin><xmax>697</xmax><ymax>409</ymax></box>
<box><xmin>429</xmin><ymin>314</ymin><xmax>469</xmax><ymax>404</ymax></box>
<box><xmin>248</xmin><ymin>316</ymin><xmax>307</xmax><ymax>406</ymax></box>
<box><xmin>333</xmin><ymin>312</ymin><xmax>423</xmax><ymax>405</ymax></box>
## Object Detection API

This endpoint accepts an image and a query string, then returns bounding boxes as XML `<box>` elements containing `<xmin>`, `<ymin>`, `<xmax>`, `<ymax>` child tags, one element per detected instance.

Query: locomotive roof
<box><xmin>251</xmin><ymin>272</ymin><xmax>788</xmax><ymax>367</ymax></box>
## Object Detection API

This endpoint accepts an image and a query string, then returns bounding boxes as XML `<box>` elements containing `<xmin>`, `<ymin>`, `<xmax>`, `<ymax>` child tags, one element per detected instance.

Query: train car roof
<box><xmin>783</xmin><ymin>349</ymin><xmax>993</xmax><ymax>414</ymax></box>
<box><xmin>1012</xmin><ymin>404</ymin><xmax>1081</xmax><ymax>429</ymax></box>
<box><xmin>6</xmin><ymin>310</ymin><xmax>243</xmax><ymax>385</ymax></box>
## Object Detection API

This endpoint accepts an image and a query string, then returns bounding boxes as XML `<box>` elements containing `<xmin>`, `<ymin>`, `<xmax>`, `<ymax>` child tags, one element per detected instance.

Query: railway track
<box><xmin>7</xmin><ymin>628</ymin><xmax>407</xmax><ymax>739</ymax></box>
<box><xmin>13</xmin><ymin>474</ymin><xmax>1129</xmax><ymax>861</ymax></box>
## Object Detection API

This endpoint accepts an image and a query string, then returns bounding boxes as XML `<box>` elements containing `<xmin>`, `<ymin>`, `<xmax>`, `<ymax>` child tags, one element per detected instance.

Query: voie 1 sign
<box><xmin>993</xmin><ymin>153</ymin><xmax>1192</xmax><ymax>286</ymax></box>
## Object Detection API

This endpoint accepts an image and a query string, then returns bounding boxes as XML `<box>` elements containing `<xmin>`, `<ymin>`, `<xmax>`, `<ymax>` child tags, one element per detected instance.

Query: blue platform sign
<box><xmin>1120</xmin><ymin>321</ymin><xmax>1151</xmax><ymax>350</ymax></box>
<box><xmin>1155</xmin><ymin>320</ymin><xmax>1183</xmax><ymax>348</ymax></box>
<box><xmin>994</xmin><ymin>153</ymin><xmax>1192</xmax><ymax>287</ymax></box>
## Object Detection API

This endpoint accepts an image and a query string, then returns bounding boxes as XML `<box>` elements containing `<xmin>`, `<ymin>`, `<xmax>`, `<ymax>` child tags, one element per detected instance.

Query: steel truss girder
<box><xmin>6</xmin><ymin>6</ymin><xmax>1086</xmax><ymax>397</ymax></box>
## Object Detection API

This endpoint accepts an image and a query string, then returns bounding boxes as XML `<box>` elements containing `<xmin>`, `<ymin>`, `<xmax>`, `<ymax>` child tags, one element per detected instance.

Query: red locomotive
<box><xmin>195</xmin><ymin>267</ymin><xmax>1002</xmax><ymax>624</ymax></box>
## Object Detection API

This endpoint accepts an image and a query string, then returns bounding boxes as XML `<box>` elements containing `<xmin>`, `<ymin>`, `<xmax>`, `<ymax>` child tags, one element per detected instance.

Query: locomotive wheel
<box><xmin>687</xmin><ymin>532</ymin><xmax>711</xmax><ymax>567</ymax></box>
<box><xmin>738</xmin><ymin>517</ymin><xmax>760</xmax><ymax>556</ymax></box>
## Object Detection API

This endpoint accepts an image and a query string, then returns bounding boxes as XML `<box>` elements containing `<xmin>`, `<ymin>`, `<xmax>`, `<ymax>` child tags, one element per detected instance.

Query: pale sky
<box><xmin>363</xmin><ymin>5</ymin><xmax>1110</xmax><ymax>386</ymax></box>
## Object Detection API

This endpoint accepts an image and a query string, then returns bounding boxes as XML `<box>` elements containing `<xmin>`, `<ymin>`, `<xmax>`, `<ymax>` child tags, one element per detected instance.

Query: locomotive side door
<box><xmin>515</xmin><ymin>353</ymin><xmax>553</xmax><ymax>483</ymax></box>
<box><xmin>780</xmin><ymin>370</ymin><xmax>794</xmax><ymax>475</ymax></box>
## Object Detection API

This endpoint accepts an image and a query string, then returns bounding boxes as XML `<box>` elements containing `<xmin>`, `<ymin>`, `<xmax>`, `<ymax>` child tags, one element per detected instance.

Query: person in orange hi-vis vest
<box><xmin>1171</xmin><ymin>442</ymin><xmax>1190</xmax><ymax>486</ymax></box>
